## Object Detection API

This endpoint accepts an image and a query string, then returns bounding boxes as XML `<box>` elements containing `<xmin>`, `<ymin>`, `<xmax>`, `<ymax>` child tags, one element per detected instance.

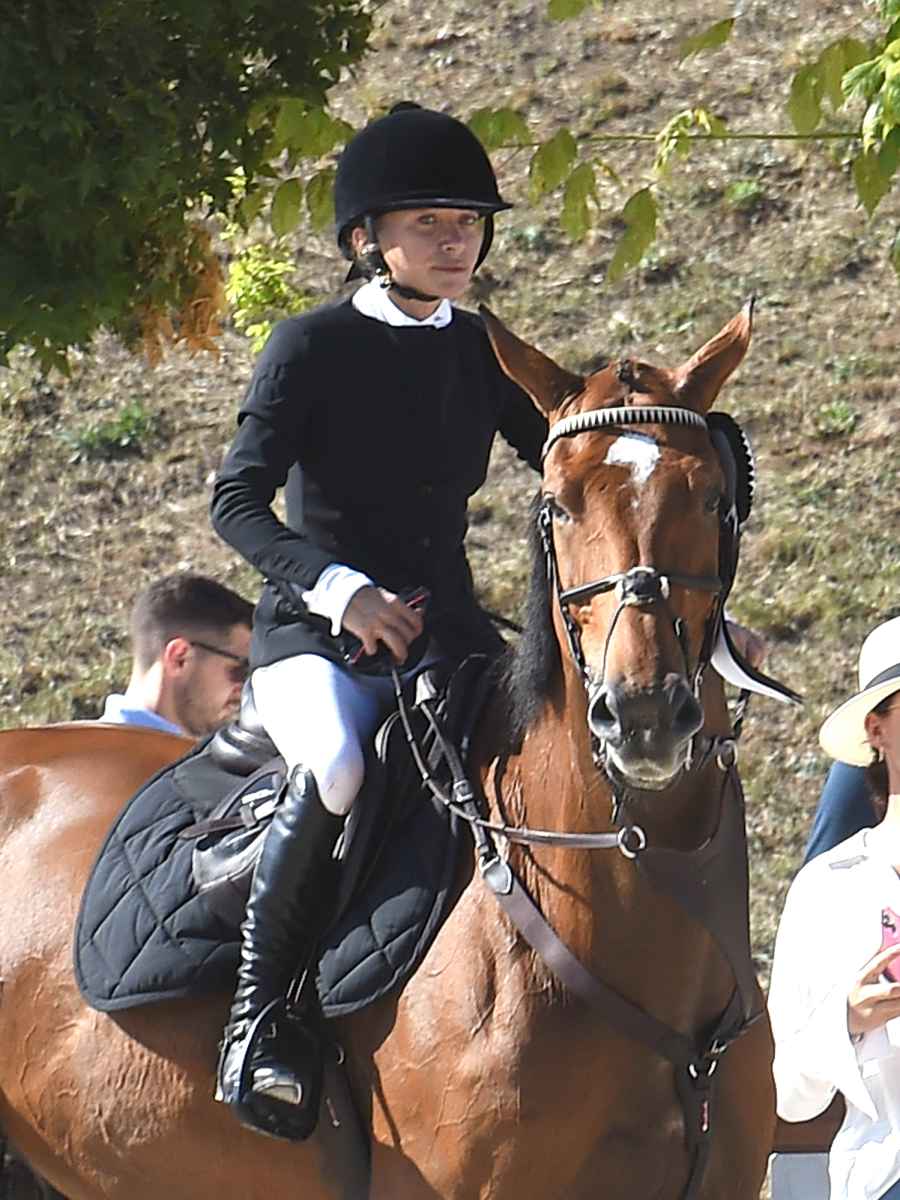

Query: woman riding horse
<box><xmin>209</xmin><ymin>101</ymin><xmax>548</xmax><ymax>1140</ymax></box>
<box><xmin>209</xmin><ymin>100</ymin><xmax>769</xmax><ymax>1151</ymax></box>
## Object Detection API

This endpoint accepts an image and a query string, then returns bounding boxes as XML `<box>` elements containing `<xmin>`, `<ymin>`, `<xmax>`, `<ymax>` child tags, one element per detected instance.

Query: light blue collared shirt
<box><xmin>99</xmin><ymin>692</ymin><xmax>184</xmax><ymax>736</ymax></box>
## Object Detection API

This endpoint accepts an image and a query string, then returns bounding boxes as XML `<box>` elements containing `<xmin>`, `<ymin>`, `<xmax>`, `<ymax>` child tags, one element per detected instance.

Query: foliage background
<box><xmin>2</xmin><ymin>0</ymin><xmax>899</xmax><ymax>1073</ymax></box>
<box><xmin>0</xmin><ymin>0</ymin><xmax>370</xmax><ymax>366</ymax></box>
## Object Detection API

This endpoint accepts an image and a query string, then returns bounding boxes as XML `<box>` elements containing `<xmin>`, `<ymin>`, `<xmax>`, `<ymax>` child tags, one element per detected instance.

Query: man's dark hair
<box><xmin>130</xmin><ymin>573</ymin><xmax>253</xmax><ymax>671</ymax></box>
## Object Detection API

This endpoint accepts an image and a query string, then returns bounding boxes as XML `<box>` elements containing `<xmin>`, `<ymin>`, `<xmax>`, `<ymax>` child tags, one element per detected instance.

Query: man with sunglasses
<box><xmin>98</xmin><ymin>572</ymin><xmax>253</xmax><ymax>739</ymax></box>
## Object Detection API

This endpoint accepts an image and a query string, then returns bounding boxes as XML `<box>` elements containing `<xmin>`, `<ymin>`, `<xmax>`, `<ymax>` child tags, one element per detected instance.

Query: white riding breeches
<box><xmin>251</xmin><ymin>655</ymin><xmax>397</xmax><ymax>816</ymax></box>
<box><xmin>251</xmin><ymin>645</ymin><xmax>444</xmax><ymax>816</ymax></box>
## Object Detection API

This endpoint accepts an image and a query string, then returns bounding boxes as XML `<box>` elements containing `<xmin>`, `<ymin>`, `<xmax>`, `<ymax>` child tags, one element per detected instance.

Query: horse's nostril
<box><xmin>588</xmin><ymin>680</ymin><xmax>702</xmax><ymax>745</ymax></box>
<box><xmin>671</xmin><ymin>687</ymin><xmax>704</xmax><ymax>739</ymax></box>
<box><xmin>587</xmin><ymin>686</ymin><xmax>618</xmax><ymax>735</ymax></box>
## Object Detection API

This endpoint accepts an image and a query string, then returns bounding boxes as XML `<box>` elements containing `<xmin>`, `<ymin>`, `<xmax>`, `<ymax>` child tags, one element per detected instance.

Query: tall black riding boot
<box><xmin>215</xmin><ymin>765</ymin><xmax>344</xmax><ymax>1141</ymax></box>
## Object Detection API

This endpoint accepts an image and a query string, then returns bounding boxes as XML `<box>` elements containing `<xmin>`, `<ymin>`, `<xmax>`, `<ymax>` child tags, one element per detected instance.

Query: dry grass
<box><xmin>1</xmin><ymin>4</ymin><xmax>898</xmax><ymax>1172</ymax></box>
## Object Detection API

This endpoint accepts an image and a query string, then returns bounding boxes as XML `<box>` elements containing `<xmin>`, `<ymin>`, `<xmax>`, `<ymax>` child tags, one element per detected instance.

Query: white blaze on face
<box><xmin>604</xmin><ymin>433</ymin><xmax>660</xmax><ymax>488</ymax></box>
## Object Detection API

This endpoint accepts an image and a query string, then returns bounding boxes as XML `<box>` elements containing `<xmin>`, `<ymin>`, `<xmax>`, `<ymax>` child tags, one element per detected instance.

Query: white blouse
<box><xmin>769</xmin><ymin>822</ymin><xmax>900</xmax><ymax>1199</ymax></box>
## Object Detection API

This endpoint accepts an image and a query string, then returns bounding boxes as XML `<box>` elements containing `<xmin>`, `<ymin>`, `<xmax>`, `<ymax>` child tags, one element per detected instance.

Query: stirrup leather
<box><xmin>215</xmin><ymin>997</ymin><xmax>324</xmax><ymax>1142</ymax></box>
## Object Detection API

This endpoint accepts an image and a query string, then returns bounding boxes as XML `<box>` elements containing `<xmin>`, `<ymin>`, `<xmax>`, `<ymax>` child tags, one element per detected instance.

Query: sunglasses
<box><xmin>189</xmin><ymin>640</ymin><xmax>249</xmax><ymax>684</ymax></box>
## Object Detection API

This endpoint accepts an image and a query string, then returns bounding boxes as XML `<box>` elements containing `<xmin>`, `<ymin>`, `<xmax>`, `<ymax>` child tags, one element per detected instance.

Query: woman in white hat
<box><xmin>769</xmin><ymin>614</ymin><xmax>900</xmax><ymax>1199</ymax></box>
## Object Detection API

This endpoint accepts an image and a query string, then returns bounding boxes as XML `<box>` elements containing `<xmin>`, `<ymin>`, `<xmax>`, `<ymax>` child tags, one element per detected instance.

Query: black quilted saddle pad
<box><xmin>74</xmin><ymin>700</ymin><xmax>472</xmax><ymax>1016</ymax></box>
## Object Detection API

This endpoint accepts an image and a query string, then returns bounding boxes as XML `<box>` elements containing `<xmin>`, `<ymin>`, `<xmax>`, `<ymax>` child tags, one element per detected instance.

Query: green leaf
<box><xmin>677</xmin><ymin>18</ymin><xmax>734</xmax><ymax>63</ymax></box>
<box><xmin>271</xmin><ymin>178</ymin><xmax>303</xmax><ymax>237</ymax></box>
<box><xmin>862</xmin><ymin>95</ymin><xmax>886</xmax><ymax>149</ymax></box>
<box><xmin>274</xmin><ymin>103</ymin><xmax>353</xmax><ymax>157</ymax></box>
<box><xmin>529</xmin><ymin>130</ymin><xmax>577</xmax><ymax>200</ymax></box>
<box><xmin>694</xmin><ymin>108</ymin><xmax>728</xmax><ymax>137</ymax></box>
<box><xmin>547</xmin><ymin>0</ymin><xmax>596</xmax><ymax>19</ymax></box>
<box><xmin>654</xmin><ymin>111</ymin><xmax>692</xmax><ymax>174</ymax></box>
<box><xmin>852</xmin><ymin>148</ymin><xmax>891</xmax><ymax>215</ymax></box>
<box><xmin>274</xmin><ymin>99</ymin><xmax>307</xmax><ymax>149</ymax></box>
<box><xmin>878</xmin><ymin>125</ymin><xmax>900</xmax><ymax>180</ymax></box>
<box><xmin>247</xmin><ymin>98</ymin><xmax>277</xmax><ymax>135</ymax></box>
<box><xmin>239</xmin><ymin>188</ymin><xmax>268</xmax><ymax>227</ymax></box>
<box><xmin>890</xmin><ymin>228</ymin><xmax>900</xmax><ymax>279</ymax></box>
<box><xmin>839</xmin><ymin>37</ymin><xmax>871</xmax><ymax>74</ymax></box>
<box><xmin>843</xmin><ymin>60</ymin><xmax>885</xmax><ymax>105</ymax></box>
<box><xmin>884</xmin><ymin>75</ymin><xmax>900</xmax><ymax>124</ymax></box>
<box><xmin>607</xmin><ymin>188</ymin><xmax>657</xmax><ymax>282</ymax></box>
<box><xmin>468</xmin><ymin>107</ymin><xmax>531</xmax><ymax>151</ymax></box>
<box><xmin>819</xmin><ymin>43</ymin><xmax>850</xmax><ymax>110</ymax></box>
<box><xmin>560</xmin><ymin>163</ymin><xmax>597</xmax><ymax>240</ymax></box>
<box><xmin>788</xmin><ymin>65</ymin><xmax>823</xmax><ymax>135</ymax></box>
<box><xmin>306</xmin><ymin>168</ymin><xmax>335</xmax><ymax>233</ymax></box>
<box><xmin>814</xmin><ymin>39</ymin><xmax>868</xmax><ymax>112</ymax></box>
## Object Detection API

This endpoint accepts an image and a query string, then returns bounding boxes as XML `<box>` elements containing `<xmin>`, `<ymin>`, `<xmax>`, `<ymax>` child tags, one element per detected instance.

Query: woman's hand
<box><xmin>847</xmin><ymin>945</ymin><xmax>900</xmax><ymax>1037</ymax></box>
<box><xmin>342</xmin><ymin>586</ymin><xmax>424</xmax><ymax>664</ymax></box>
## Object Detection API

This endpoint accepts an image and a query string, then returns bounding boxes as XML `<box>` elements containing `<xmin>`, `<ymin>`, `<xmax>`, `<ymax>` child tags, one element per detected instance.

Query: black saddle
<box><xmin>74</xmin><ymin>656</ymin><xmax>495</xmax><ymax>1017</ymax></box>
<box><xmin>206</xmin><ymin>682</ymin><xmax>280</xmax><ymax>777</ymax></box>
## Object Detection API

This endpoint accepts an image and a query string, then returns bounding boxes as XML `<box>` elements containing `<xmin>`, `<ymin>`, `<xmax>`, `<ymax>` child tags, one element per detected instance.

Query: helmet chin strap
<box><xmin>389</xmin><ymin>280</ymin><xmax>441</xmax><ymax>303</ymax></box>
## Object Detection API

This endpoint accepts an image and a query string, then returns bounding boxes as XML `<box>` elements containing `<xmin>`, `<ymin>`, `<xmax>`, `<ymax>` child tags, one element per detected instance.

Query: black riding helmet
<box><xmin>334</xmin><ymin>102</ymin><xmax>512</xmax><ymax>288</ymax></box>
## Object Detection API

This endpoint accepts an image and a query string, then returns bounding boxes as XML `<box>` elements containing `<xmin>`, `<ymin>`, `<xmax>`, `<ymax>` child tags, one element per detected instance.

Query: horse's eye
<box><xmin>544</xmin><ymin>495</ymin><xmax>571</xmax><ymax>524</ymax></box>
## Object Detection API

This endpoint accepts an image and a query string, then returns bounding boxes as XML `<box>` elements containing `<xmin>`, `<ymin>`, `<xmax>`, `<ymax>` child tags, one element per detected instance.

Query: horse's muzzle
<box><xmin>587</xmin><ymin>675</ymin><xmax>703</xmax><ymax>789</ymax></box>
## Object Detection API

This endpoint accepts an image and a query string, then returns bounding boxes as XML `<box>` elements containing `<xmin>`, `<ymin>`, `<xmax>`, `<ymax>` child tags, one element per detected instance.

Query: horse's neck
<box><xmin>478</xmin><ymin>681</ymin><xmax>739</xmax><ymax>1037</ymax></box>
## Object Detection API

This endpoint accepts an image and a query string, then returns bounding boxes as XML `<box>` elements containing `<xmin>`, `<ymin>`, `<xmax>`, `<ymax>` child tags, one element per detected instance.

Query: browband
<box><xmin>542</xmin><ymin>406</ymin><xmax>707</xmax><ymax>461</ymax></box>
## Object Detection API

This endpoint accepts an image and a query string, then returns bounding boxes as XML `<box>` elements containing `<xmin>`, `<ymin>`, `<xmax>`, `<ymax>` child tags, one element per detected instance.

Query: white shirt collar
<box><xmin>351</xmin><ymin>278</ymin><xmax>453</xmax><ymax>329</ymax></box>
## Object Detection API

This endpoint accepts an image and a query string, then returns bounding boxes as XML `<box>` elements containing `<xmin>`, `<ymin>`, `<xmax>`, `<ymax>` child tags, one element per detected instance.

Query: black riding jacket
<box><xmin>211</xmin><ymin>297</ymin><xmax>547</xmax><ymax>668</ymax></box>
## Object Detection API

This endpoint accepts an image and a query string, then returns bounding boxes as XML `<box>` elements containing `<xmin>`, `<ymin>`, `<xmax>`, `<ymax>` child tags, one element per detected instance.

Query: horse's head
<box><xmin>484</xmin><ymin>304</ymin><xmax>754</xmax><ymax>791</ymax></box>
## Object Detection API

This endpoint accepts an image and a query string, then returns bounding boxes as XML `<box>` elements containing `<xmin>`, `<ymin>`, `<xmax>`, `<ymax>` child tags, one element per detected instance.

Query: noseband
<box><xmin>539</xmin><ymin>405</ymin><xmax>726</xmax><ymax>774</ymax></box>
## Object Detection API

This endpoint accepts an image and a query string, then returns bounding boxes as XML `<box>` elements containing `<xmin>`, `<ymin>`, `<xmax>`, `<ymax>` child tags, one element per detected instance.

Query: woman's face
<box><xmin>355</xmin><ymin>208</ymin><xmax>485</xmax><ymax>302</ymax></box>
<box><xmin>866</xmin><ymin>690</ymin><xmax>900</xmax><ymax>788</ymax></box>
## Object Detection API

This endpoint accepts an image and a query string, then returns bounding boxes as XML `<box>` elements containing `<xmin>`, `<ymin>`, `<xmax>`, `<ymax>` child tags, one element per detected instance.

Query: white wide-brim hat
<box><xmin>820</xmin><ymin>615</ymin><xmax>900</xmax><ymax>766</ymax></box>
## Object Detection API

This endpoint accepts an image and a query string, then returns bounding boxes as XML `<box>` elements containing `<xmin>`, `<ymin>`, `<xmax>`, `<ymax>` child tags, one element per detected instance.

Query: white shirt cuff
<box><xmin>302</xmin><ymin>564</ymin><xmax>373</xmax><ymax>635</ymax></box>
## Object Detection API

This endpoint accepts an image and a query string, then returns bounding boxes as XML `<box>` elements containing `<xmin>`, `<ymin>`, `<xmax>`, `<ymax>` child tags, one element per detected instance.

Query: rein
<box><xmin>392</xmin><ymin>403</ymin><xmax>763</xmax><ymax>1200</ymax></box>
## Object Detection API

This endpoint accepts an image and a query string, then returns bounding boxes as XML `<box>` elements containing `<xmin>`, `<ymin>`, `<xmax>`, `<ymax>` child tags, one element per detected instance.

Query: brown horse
<box><xmin>0</xmin><ymin>307</ymin><xmax>776</xmax><ymax>1200</ymax></box>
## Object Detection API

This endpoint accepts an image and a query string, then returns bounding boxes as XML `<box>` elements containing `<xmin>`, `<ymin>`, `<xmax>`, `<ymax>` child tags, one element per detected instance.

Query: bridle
<box><xmin>538</xmin><ymin>405</ymin><xmax>729</xmax><ymax>777</ymax></box>
<box><xmin>391</xmin><ymin>399</ymin><xmax>763</xmax><ymax>1200</ymax></box>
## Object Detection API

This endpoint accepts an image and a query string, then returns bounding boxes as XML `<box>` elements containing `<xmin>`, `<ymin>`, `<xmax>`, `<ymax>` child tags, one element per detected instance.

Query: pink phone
<box><xmin>881</xmin><ymin>908</ymin><xmax>900</xmax><ymax>982</ymax></box>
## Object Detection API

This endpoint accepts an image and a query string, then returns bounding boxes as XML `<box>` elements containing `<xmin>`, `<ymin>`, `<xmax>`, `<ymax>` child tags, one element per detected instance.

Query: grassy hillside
<box><xmin>2</xmin><ymin>0</ymin><xmax>898</xmax><ymax>998</ymax></box>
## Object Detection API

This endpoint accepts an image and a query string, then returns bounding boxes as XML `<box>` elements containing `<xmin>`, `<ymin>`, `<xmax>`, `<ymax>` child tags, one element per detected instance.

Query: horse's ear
<box><xmin>479</xmin><ymin>305</ymin><xmax>583</xmax><ymax>416</ymax></box>
<box><xmin>673</xmin><ymin>298</ymin><xmax>754</xmax><ymax>414</ymax></box>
